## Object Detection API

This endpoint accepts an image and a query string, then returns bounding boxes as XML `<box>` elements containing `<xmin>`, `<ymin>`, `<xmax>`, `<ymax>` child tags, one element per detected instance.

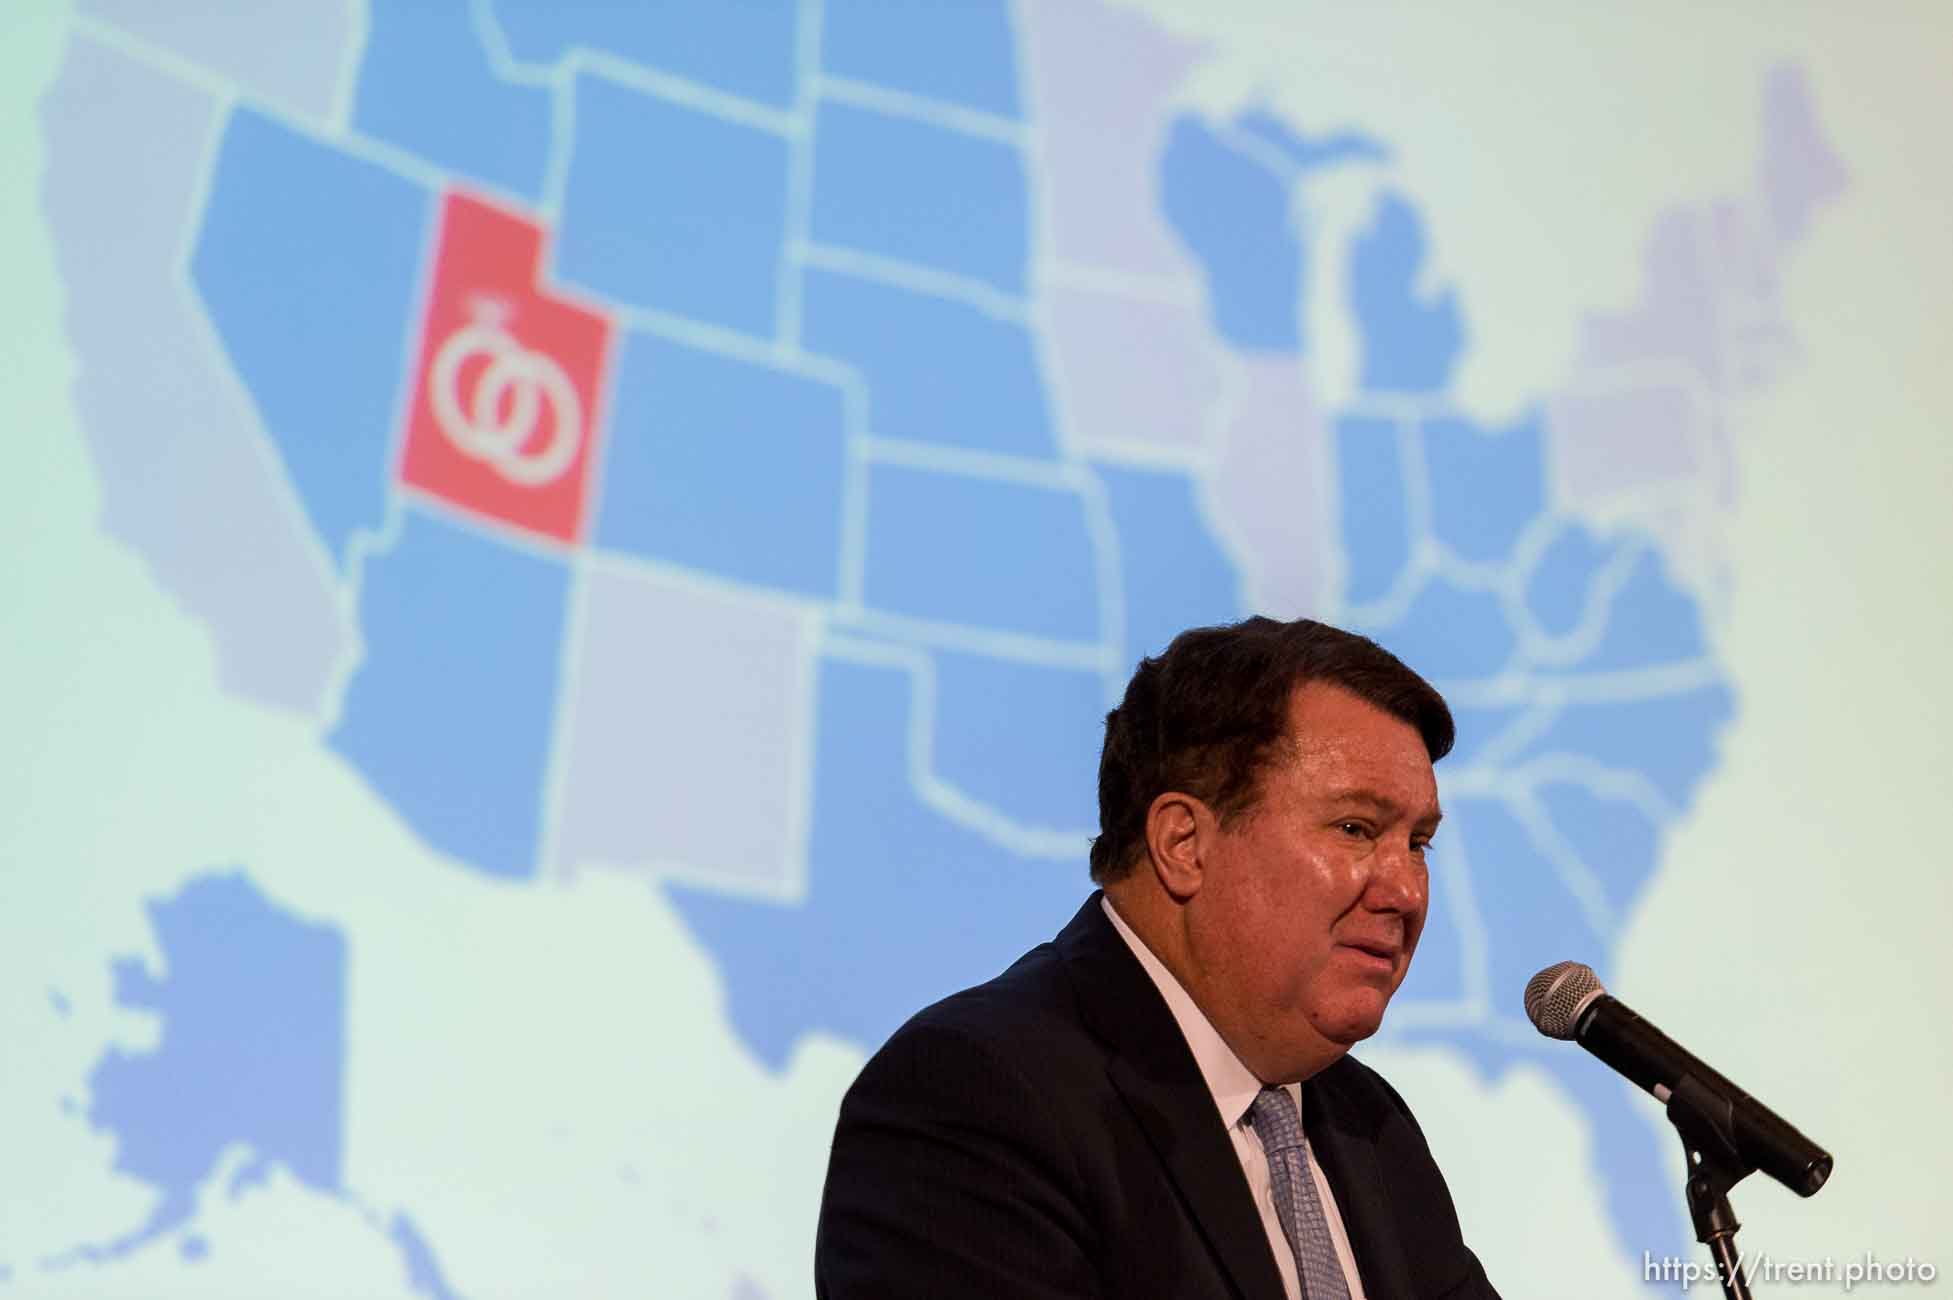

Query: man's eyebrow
<box><xmin>1322</xmin><ymin>788</ymin><xmax>1397</xmax><ymax>810</ymax></box>
<box><xmin>1323</xmin><ymin>787</ymin><xmax>1444</xmax><ymax>827</ymax></box>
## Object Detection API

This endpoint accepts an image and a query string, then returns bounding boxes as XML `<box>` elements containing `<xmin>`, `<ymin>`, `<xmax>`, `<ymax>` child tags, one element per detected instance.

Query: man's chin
<box><xmin>1314</xmin><ymin>998</ymin><xmax>1391</xmax><ymax>1045</ymax></box>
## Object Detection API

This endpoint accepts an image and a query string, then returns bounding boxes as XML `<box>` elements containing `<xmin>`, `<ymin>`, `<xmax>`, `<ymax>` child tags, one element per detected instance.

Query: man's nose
<box><xmin>1365</xmin><ymin>837</ymin><xmax>1428</xmax><ymax>913</ymax></box>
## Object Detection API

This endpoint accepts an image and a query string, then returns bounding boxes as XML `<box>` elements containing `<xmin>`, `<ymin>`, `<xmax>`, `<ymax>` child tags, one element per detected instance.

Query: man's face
<box><xmin>1186</xmin><ymin>681</ymin><xmax>1442</xmax><ymax>1081</ymax></box>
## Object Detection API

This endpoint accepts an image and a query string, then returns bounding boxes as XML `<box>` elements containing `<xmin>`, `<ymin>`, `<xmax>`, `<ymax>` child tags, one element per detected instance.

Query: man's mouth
<box><xmin>1338</xmin><ymin>938</ymin><xmax>1400</xmax><ymax>968</ymax></box>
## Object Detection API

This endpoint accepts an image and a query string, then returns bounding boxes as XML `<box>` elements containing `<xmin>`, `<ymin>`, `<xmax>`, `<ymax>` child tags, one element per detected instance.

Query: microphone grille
<box><xmin>1525</xmin><ymin>961</ymin><xmax>1605</xmax><ymax>1039</ymax></box>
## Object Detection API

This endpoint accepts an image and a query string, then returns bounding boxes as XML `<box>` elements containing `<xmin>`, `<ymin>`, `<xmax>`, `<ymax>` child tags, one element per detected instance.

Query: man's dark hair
<box><xmin>1089</xmin><ymin>617</ymin><xmax>1454</xmax><ymax>884</ymax></box>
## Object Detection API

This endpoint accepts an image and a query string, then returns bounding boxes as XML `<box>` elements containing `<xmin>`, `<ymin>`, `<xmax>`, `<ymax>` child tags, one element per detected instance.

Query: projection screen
<box><xmin>4</xmin><ymin>1</ymin><xmax>1948</xmax><ymax>1295</ymax></box>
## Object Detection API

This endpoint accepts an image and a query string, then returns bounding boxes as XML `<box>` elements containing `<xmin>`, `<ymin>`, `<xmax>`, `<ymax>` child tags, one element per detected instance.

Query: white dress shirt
<box><xmin>1103</xmin><ymin>897</ymin><xmax>1368</xmax><ymax>1300</ymax></box>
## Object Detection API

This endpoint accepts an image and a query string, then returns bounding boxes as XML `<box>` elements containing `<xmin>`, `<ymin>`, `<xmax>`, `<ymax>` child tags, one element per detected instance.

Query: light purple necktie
<box><xmin>1248</xmin><ymin>1085</ymin><xmax>1352</xmax><ymax>1300</ymax></box>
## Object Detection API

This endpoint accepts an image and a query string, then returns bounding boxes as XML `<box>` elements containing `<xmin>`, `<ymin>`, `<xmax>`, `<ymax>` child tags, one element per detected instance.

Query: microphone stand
<box><xmin>1665</xmin><ymin>1074</ymin><xmax>1757</xmax><ymax>1300</ymax></box>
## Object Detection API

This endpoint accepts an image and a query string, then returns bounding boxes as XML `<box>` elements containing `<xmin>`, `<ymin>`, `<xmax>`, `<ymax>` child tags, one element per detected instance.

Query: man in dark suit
<box><xmin>815</xmin><ymin>618</ymin><xmax>1501</xmax><ymax>1299</ymax></box>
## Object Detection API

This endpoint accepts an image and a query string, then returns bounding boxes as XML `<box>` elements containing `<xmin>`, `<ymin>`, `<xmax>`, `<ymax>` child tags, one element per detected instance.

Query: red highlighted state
<box><xmin>398</xmin><ymin>192</ymin><xmax>612</xmax><ymax>543</ymax></box>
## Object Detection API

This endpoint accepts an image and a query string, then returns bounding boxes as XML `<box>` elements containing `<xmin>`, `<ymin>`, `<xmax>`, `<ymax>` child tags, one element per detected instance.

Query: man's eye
<box><xmin>1337</xmin><ymin>821</ymin><xmax>1370</xmax><ymax>838</ymax></box>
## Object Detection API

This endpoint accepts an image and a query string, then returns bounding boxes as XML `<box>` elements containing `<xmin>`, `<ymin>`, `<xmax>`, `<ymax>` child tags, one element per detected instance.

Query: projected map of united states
<box><xmin>37</xmin><ymin>0</ymin><xmax>1845</xmax><ymax>1291</ymax></box>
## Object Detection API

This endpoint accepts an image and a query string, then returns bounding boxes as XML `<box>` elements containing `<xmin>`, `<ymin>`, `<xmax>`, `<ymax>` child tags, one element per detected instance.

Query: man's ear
<box><xmin>1144</xmin><ymin>791</ymin><xmax>1209</xmax><ymax>902</ymax></box>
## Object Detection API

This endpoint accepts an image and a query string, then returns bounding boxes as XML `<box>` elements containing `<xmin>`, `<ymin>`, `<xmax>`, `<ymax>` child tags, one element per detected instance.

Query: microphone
<box><xmin>1524</xmin><ymin>961</ymin><xmax>1832</xmax><ymax>1197</ymax></box>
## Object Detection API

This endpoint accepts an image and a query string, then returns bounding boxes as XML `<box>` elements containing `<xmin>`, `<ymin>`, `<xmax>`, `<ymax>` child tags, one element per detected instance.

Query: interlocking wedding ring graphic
<box><xmin>429</xmin><ymin>309</ymin><xmax>582</xmax><ymax>487</ymax></box>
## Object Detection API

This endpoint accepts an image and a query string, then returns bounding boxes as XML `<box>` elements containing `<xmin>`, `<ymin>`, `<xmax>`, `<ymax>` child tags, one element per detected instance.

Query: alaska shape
<box><xmin>86</xmin><ymin>871</ymin><xmax>345</xmax><ymax>1252</ymax></box>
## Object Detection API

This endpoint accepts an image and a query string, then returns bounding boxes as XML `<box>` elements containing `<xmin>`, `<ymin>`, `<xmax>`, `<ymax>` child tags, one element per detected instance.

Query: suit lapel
<box><xmin>1056</xmin><ymin>896</ymin><xmax>1287</xmax><ymax>1300</ymax></box>
<box><xmin>1304</xmin><ymin>1063</ymin><xmax>1416</xmax><ymax>1300</ymax></box>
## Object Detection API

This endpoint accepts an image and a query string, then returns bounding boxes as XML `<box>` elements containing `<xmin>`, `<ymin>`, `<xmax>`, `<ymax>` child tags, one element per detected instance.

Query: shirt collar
<box><xmin>1101</xmin><ymin>895</ymin><xmax>1301</xmax><ymax>1130</ymax></box>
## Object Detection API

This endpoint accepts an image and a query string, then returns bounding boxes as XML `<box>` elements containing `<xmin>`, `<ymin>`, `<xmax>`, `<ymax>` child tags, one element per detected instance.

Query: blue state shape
<box><xmin>1422</xmin><ymin>409</ymin><xmax>1545</xmax><ymax>565</ymax></box>
<box><xmin>1544</xmin><ymin>1049</ymin><xmax>1689</xmax><ymax>1256</ymax></box>
<box><xmin>666</xmin><ymin>654</ymin><xmax>1086</xmax><ymax>1067</ymax></box>
<box><xmin>1537</xmin><ymin>782</ymin><xmax>1661</xmax><ymax>916</ymax></box>
<box><xmin>1161</xmin><ymin>114</ymin><xmax>1302</xmax><ymax>352</ymax></box>
<box><xmin>809</xmin><ymin>100</ymin><xmax>1028</xmax><ymax>296</ymax></box>
<box><xmin>1521</xmin><ymin>684</ymin><xmax>1735</xmax><ymax>811</ymax></box>
<box><xmin>1408</xmin><ymin>1022</ymin><xmax>1687</xmax><ymax>1257</ymax></box>
<box><xmin>1442</xmin><ymin>700</ymin><xmax>1529</xmax><ymax>768</ymax></box>
<box><xmin>193</xmin><ymin>108</ymin><xmax>429</xmax><ymax>568</ymax></box>
<box><xmin>1335</xmin><ymin>414</ymin><xmax>1413</xmax><ymax>606</ymax></box>
<box><xmin>330</xmin><ymin>507</ymin><xmax>570</xmax><ymax>878</ymax></box>
<box><xmin>596</xmin><ymin>333</ymin><xmax>847</xmax><ymax>598</ymax></box>
<box><xmin>1360</xmin><ymin>578</ymin><xmax>1516</xmax><ymax>684</ymax></box>
<box><xmin>821</xmin><ymin>0</ymin><xmax>1020</xmax><ymax>117</ymax></box>
<box><xmin>801</xmin><ymin>268</ymin><xmax>1055</xmax><ymax>457</ymax></box>
<box><xmin>492</xmin><ymin>0</ymin><xmax>798</xmax><ymax>109</ymax></box>
<box><xmin>1232</xmin><ymin>109</ymin><xmax>1389</xmax><ymax>173</ymax></box>
<box><xmin>226</xmin><ymin>1155</ymin><xmax>273</xmax><ymax>1197</ymax></box>
<box><xmin>1577</xmin><ymin>548</ymin><xmax>1713</xmax><ymax>672</ymax></box>
<box><xmin>1092</xmin><ymin>463</ymin><xmax>1243</xmax><ymax>668</ymax></box>
<box><xmin>1399</xmin><ymin>778</ymin><xmax>1697</xmax><ymax>1261</ymax></box>
<box><xmin>86</xmin><ymin>871</ymin><xmax>345</xmax><ymax>1251</ymax></box>
<box><xmin>864</xmin><ymin>464</ymin><xmax>1100</xmax><ymax>643</ymax></box>
<box><xmin>932</xmin><ymin>651</ymin><xmax>1103</xmax><ymax>832</ymax></box>
<box><xmin>556</xmin><ymin>73</ymin><xmax>788</xmax><ymax>336</ymax></box>
<box><xmin>353</xmin><ymin>0</ymin><xmax>552</xmax><ymax>201</ymax></box>
<box><xmin>1524</xmin><ymin>521</ymin><xmax>1612</xmax><ymax>638</ymax></box>
<box><xmin>1350</xmin><ymin>192</ymin><xmax>1465</xmax><ymax>394</ymax></box>
<box><xmin>1448</xmin><ymin>797</ymin><xmax>1611</xmax><ymax>1018</ymax></box>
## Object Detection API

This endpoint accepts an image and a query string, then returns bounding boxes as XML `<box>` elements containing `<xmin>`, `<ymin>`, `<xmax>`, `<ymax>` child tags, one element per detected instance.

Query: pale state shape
<box><xmin>1125</xmin><ymin>0</ymin><xmax>1822</xmax><ymax>424</ymax></box>
<box><xmin>41</xmin><ymin>32</ymin><xmax>355</xmax><ymax>719</ymax></box>
<box><xmin>0</xmin><ymin>395</ymin><xmax>862</xmax><ymax>1292</ymax></box>
<box><xmin>1</xmin><ymin>20</ymin><xmax>860</xmax><ymax>1295</ymax></box>
<box><xmin>0</xmin><ymin>9</ymin><xmax>227</xmax><ymax>1261</ymax></box>
<box><xmin>74</xmin><ymin>0</ymin><xmax>358</xmax><ymax>126</ymax></box>
<box><xmin>1614</xmin><ymin>4</ymin><xmax>1953</xmax><ymax>1261</ymax></box>
<box><xmin>549</xmin><ymin>558</ymin><xmax>818</xmax><ymax>901</ymax></box>
<box><xmin>0</xmin><ymin>329</ymin><xmax>864</xmax><ymax>1292</ymax></box>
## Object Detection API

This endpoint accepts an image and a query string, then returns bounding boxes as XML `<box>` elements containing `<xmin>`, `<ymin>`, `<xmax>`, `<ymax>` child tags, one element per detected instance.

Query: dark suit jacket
<box><xmin>815</xmin><ymin>893</ymin><xmax>1500</xmax><ymax>1299</ymax></box>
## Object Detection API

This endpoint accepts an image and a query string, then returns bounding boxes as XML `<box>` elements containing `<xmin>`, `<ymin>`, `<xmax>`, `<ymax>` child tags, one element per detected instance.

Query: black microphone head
<box><xmin>1525</xmin><ymin>961</ymin><xmax>1606</xmax><ymax>1039</ymax></box>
